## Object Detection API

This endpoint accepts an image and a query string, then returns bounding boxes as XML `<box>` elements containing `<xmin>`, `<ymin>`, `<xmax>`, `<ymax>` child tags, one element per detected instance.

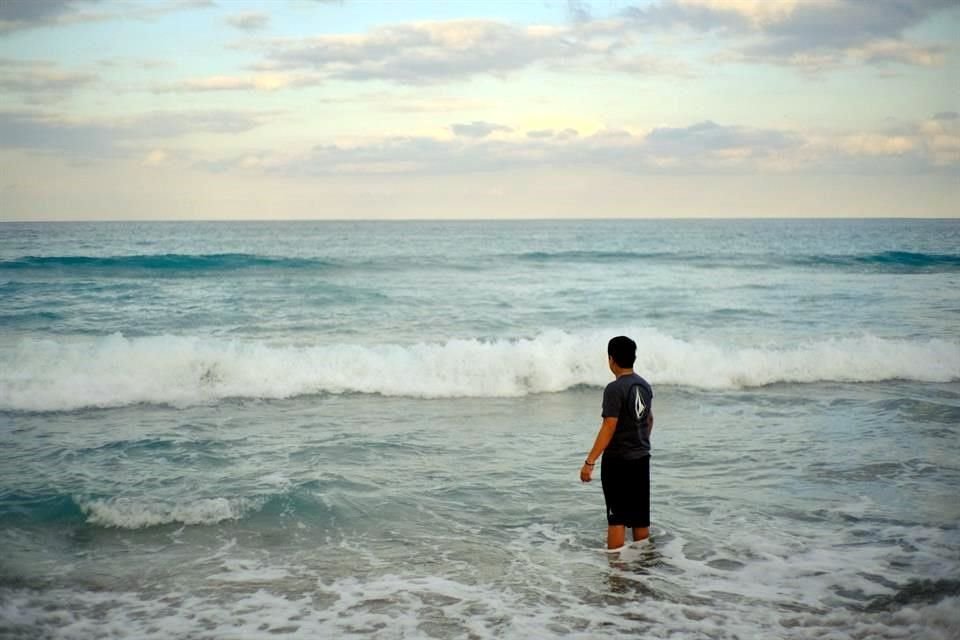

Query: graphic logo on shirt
<box><xmin>634</xmin><ymin>387</ymin><xmax>645</xmax><ymax>419</ymax></box>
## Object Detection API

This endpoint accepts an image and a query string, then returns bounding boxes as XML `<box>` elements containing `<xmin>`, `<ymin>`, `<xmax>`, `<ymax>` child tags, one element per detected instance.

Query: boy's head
<box><xmin>607</xmin><ymin>336</ymin><xmax>636</xmax><ymax>370</ymax></box>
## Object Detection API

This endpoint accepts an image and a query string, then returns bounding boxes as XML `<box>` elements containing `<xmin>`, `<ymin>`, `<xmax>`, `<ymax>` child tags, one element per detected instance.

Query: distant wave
<box><xmin>2</xmin><ymin>250</ymin><xmax>957</xmax><ymax>275</ymax></box>
<box><xmin>790</xmin><ymin>251</ymin><xmax>960</xmax><ymax>272</ymax></box>
<box><xmin>519</xmin><ymin>250</ymin><xmax>676</xmax><ymax>262</ymax></box>
<box><xmin>0</xmin><ymin>253</ymin><xmax>333</xmax><ymax>273</ymax></box>
<box><xmin>2</xmin><ymin>330</ymin><xmax>957</xmax><ymax>412</ymax></box>
<box><xmin>517</xmin><ymin>250</ymin><xmax>960</xmax><ymax>272</ymax></box>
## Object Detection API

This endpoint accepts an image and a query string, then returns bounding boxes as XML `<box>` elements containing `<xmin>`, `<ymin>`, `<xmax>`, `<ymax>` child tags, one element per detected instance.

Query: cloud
<box><xmin>0</xmin><ymin>110</ymin><xmax>117</xmax><ymax>155</ymax></box>
<box><xmin>0</xmin><ymin>59</ymin><xmax>97</xmax><ymax>100</ymax></box>
<box><xmin>849</xmin><ymin>39</ymin><xmax>947</xmax><ymax>67</ymax></box>
<box><xmin>156</xmin><ymin>73</ymin><xmax>317</xmax><ymax>93</ymax></box>
<box><xmin>256</xmin><ymin>19</ymin><xmax>576</xmax><ymax>84</ymax></box>
<box><xmin>837</xmin><ymin>133</ymin><xmax>917</xmax><ymax>157</ymax></box>
<box><xmin>0</xmin><ymin>0</ymin><xmax>215</xmax><ymax>32</ymax></box>
<box><xmin>132</xmin><ymin>110</ymin><xmax>265</xmax><ymax>138</ymax></box>
<box><xmin>604</xmin><ymin>54</ymin><xmax>694</xmax><ymax>76</ymax></box>
<box><xmin>632</xmin><ymin>0</ymin><xmax>956</xmax><ymax>47</ymax></box>
<box><xmin>674</xmin><ymin>0</ymin><xmax>817</xmax><ymax>27</ymax></box>
<box><xmin>644</xmin><ymin>120</ymin><xmax>801</xmax><ymax>156</ymax></box>
<box><xmin>0</xmin><ymin>109</ymin><xmax>270</xmax><ymax>157</ymax></box>
<box><xmin>196</xmin><ymin>122</ymin><xmax>799</xmax><ymax>177</ymax></box>
<box><xmin>917</xmin><ymin>112</ymin><xmax>960</xmax><ymax>166</ymax></box>
<box><xmin>195</xmin><ymin>114</ymin><xmax>960</xmax><ymax>179</ymax></box>
<box><xmin>745</xmin><ymin>0</ymin><xmax>955</xmax><ymax>55</ymax></box>
<box><xmin>526</xmin><ymin>129</ymin><xmax>555</xmax><ymax>139</ymax></box>
<box><xmin>526</xmin><ymin>128</ymin><xmax>579</xmax><ymax>140</ymax></box>
<box><xmin>226</xmin><ymin>12</ymin><xmax>269</xmax><ymax>32</ymax></box>
<box><xmin>142</xmin><ymin>148</ymin><xmax>170</xmax><ymax>166</ymax></box>
<box><xmin>382</xmin><ymin>97</ymin><xmax>494</xmax><ymax>113</ymax></box>
<box><xmin>623</xmin><ymin>0</ymin><xmax>957</xmax><ymax>71</ymax></box>
<box><xmin>567</xmin><ymin>0</ymin><xmax>593</xmax><ymax>24</ymax></box>
<box><xmin>228</xmin><ymin>2</ymin><xmax>953</xmax><ymax>89</ymax></box>
<box><xmin>0</xmin><ymin>0</ymin><xmax>87</xmax><ymax>30</ymax></box>
<box><xmin>450</xmin><ymin>121</ymin><xmax>513</xmax><ymax>138</ymax></box>
<box><xmin>245</xmin><ymin>16</ymin><xmax>701</xmax><ymax>86</ymax></box>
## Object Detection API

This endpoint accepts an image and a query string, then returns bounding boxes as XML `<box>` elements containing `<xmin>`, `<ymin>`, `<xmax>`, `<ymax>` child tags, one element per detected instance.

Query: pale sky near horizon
<box><xmin>0</xmin><ymin>0</ymin><xmax>958</xmax><ymax>220</ymax></box>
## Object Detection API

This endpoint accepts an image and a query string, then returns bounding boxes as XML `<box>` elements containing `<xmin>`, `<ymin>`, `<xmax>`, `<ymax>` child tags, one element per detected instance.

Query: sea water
<box><xmin>0</xmin><ymin>219</ymin><xmax>958</xmax><ymax>639</ymax></box>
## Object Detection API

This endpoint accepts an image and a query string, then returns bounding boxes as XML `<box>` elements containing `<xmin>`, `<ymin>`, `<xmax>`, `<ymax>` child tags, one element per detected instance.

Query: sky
<box><xmin>0</xmin><ymin>0</ymin><xmax>958</xmax><ymax>220</ymax></box>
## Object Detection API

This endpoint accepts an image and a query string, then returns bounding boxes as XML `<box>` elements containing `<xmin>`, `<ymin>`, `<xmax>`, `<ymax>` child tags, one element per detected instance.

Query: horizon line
<box><xmin>2</xmin><ymin>215</ymin><xmax>958</xmax><ymax>223</ymax></box>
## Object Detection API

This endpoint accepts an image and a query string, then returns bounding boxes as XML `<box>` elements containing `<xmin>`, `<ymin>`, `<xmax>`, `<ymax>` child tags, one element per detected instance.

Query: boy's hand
<box><xmin>580</xmin><ymin>463</ymin><xmax>593</xmax><ymax>482</ymax></box>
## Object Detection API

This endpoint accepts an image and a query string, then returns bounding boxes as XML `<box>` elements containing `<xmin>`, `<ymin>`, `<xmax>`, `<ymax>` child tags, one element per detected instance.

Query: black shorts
<box><xmin>600</xmin><ymin>455</ymin><xmax>650</xmax><ymax>528</ymax></box>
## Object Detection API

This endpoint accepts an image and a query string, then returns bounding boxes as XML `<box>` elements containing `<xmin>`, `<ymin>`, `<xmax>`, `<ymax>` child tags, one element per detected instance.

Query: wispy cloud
<box><xmin>0</xmin><ymin>109</ymin><xmax>271</xmax><ymax>157</ymax></box>
<box><xmin>0</xmin><ymin>0</ymin><xmax>88</xmax><ymax>32</ymax></box>
<box><xmin>450</xmin><ymin>121</ymin><xmax>513</xmax><ymax>138</ymax></box>
<box><xmin>226</xmin><ymin>12</ymin><xmax>269</xmax><ymax>32</ymax></box>
<box><xmin>0</xmin><ymin>0</ymin><xmax>216</xmax><ymax>32</ymax></box>
<box><xmin>625</xmin><ymin>0</ymin><xmax>957</xmax><ymax>71</ymax></box>
<box><xmin>382</xmin><ymin>96</ymin><xmax>495</xmax><ymax>113</ymax></box>
<box><xmin>526</xmin><ymin>129</ymin><xmax>580</xmax><ymax>140</ymax></box>
<box><xmin>191</xmin><ymin>114</ymin><xmax>960</xmax><ymax>178</ymax></box>
<box><xmin>0</xmin><ymin>59</ymin><xmax>97</xmax><ymax>101</ymax></box>
<box><xmin>155</xmin><ymin>73</ymin><xmax>319</xmax><ymax>93</ymax></box>
<box><xmin>254</xmin><ymin>20</ymin><xmax>575</xmax><ymax>84</ymax></box>
<box><xmin>207</xmin><ymin>0</ymin><xmax>957</xmax><ymax>91</ymax></box>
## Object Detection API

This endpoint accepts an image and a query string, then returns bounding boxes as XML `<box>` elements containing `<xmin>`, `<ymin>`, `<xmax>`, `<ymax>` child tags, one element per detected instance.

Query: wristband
<box><xmin>584</xmin><ymin>460</ymin><xmax>595</xmax><ymax>466</ymax></box>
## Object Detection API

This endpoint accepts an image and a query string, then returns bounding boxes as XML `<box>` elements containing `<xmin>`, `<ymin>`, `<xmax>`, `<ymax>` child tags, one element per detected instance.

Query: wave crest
<box><xmin>1</xmin><ymin>330</ymin><xmax>957</xmax><ymax>411</ymax></box>
<box><xmin>77</xmin><ymin>496</ymin><xmax>262</xmax><ymax>529</ymax></box>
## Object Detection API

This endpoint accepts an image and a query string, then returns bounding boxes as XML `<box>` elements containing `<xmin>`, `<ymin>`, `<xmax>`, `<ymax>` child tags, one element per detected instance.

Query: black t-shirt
<box><xmin>601</xmin><ymin>373</ymin><xmax>653</xmax><ymax>460</ymax></box>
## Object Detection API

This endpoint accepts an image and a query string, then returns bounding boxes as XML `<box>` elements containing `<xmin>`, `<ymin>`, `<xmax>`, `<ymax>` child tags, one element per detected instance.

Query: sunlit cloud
<box><xmin>254</xmin><ymin>20</ymin><xmax>575</xmax><ymax>84</ymax></box>
<box><xmin>156</xmin><ymin>73</ymin><xmax>318</xmax><ymax>93</ymax></box>
<box><xmin>187</xmin><ymin>113</ymin><xmax>960</xmax><ymax>180</ymax></box>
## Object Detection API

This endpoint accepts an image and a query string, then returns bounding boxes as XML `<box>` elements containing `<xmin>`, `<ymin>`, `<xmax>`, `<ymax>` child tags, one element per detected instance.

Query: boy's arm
<box><xmin>580</xmin><ymin>417</ymin><xmax>618</xmax><ymax>482</ymax></box>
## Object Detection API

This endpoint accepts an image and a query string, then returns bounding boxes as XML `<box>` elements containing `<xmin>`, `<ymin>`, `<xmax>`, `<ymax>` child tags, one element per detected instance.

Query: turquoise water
<box><xmin>1</xmin><ymin>220</ymin><xmax>959</xmax><ymax>638</ymax></box>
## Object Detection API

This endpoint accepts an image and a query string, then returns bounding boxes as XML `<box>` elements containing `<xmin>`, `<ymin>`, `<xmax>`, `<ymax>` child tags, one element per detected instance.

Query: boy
<box><xmin>580</xmin><ymin>336</ymin><xmax>654</xmax><ymax>551</ymax></box>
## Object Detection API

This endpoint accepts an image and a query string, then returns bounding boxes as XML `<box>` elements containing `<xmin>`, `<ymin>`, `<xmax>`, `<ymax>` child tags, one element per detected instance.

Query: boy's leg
<box><xmin>632</xmin><ymin>456</ymin><xmax>651</xmax><ymax>542</ymax></box>
<box><xmin>607</xmin><ymin>525</ymin><xmax>626</xmax><ymax>550</ymax></box>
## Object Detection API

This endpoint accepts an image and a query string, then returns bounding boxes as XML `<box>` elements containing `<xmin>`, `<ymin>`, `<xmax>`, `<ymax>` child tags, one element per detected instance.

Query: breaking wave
<box><xmin>2</xmin><ymin>330</ymin><xmax>958</xmax><ymax>412</ymax></box>
<box><xmin>0</xmin><ymin>492</ymin><xmax>261</xmax><ymax>529</ymax></box>
<box><xmin>76</xmin><ymin>496</ymin><xmax>264</xmax><ymax>529</ymax></box>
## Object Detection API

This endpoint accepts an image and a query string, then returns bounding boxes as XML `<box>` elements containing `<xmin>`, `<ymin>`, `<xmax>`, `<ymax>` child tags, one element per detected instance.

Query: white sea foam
<box><xmin>1</xmin><ymin>329</ymin><xmax>958</xmax><ymax>411</ymax></box>
<box><xmin>77</xmin><ymin>496</ymin><xmax>263</xmax><ymax>529</ymax></box>
<box><xmin>3</xmin><ymin>577</ymin><xmax>958</xmax><ymax>640</ymax></box>
<box><xmin>2</xmin><ymin>520</ymin><xmax>958</xmax><ymax>639</ymax></box>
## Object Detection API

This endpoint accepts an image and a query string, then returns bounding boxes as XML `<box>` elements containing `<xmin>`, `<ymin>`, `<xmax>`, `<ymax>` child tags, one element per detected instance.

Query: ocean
<box><xmin>1</xmin><ymin>219</ymin><xmax>958</xmax><ymax>639</ymax></box>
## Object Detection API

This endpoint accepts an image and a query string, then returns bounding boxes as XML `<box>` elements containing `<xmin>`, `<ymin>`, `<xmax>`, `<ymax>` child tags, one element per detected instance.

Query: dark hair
<box><xmin>607</xmin><ymin>336</ymin><xmax>636</xmax><ymax>369</ymax></box>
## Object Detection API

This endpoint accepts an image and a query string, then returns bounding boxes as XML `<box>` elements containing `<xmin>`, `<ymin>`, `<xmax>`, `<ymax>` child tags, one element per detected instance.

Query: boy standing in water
<box><xmin>580</xmin><ymin>336</ymin><xmax>654</xmax><ymax>551</ymax></box>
